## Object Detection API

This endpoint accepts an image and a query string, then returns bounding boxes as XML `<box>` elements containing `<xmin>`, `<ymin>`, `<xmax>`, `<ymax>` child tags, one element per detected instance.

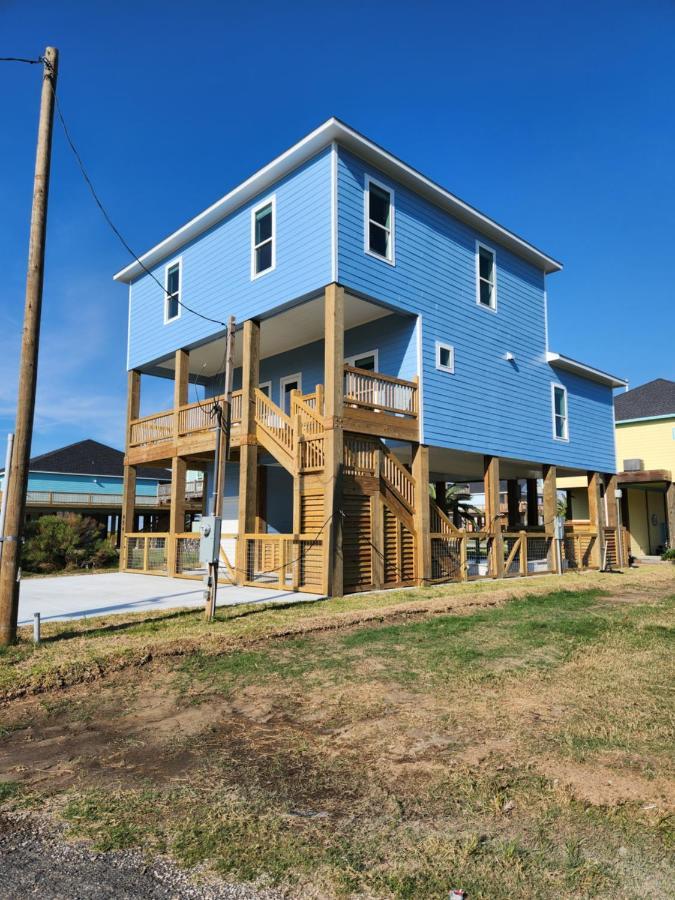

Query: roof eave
<box><xmin>113</xmin><ymin>117</ymin><xmax>562</xmax><ymax>284</ymax></box>
<box><xmin>546</xmin><ymin>352</ymin><xmax>627</xmax><ymax>388</ymax></box>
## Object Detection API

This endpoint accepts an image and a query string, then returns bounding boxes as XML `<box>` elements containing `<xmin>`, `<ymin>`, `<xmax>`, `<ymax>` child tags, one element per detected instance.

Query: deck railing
<box><xmin>343</xmin><ymin>365</ymin><xmax>418</xmax><ymax>418</ymax></box>
<box><xmin>7</xmin><ymin>490</ymin><xmax>163</xmax><ymax>509</ymax></box>
<box><xmin>254</xmin><ymin>388</ymin><xmax>295</xmax><ymax>457</ymax></box>
<box><xmin>129</xmin><ymin>390</ymin><xmax>243</xmax><ymax>449</ymax></box>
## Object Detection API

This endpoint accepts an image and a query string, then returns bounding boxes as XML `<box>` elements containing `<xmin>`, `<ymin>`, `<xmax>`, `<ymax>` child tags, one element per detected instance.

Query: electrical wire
<box><xmin>36</xmin><ymin>55</ymin><xmax>229</xmax><ymax>330</ymax></box>
<box><xmin>0</xmin><ymin>56</ymin><xmax>43</xmax><ymax>64</ymax></box>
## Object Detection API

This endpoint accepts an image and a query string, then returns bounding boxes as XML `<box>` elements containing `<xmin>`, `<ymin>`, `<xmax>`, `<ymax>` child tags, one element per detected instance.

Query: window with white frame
<box><xmin>345</xmin><ymin>349</ymin><xmax>379</xmax><ymax>371</ymax></box>
<box><xmin>436</xmin><ymin>341</ymin><xmax>455</xmax><ymax>374</ymax></box>
<box><xmin>552</xmin><ymin>384</ymin><xmax>568</xmax><ymax>440</ymax></box>
<box><xmin>366</xmin><ymin>178</ymin><xmax>394</xmax><ymax>262</ymax></box>
<box><xmin>252</xmin><ymin>198</ymin><xmax>275</xmax><ymax>277</ymax></box>
<box><xmin>164</xmin><ymin>260</ymin><xmax>181</xmax><ymax>322</ymax></box>
<box><xmin>258</xmin><ymin>381</ymin><xmax>272</xmax><ymax>398</ymax></box>
<box><xmin>476</xmin><ymin>242</ymin><xmax>496</xmax><ymax>309</ymax></box>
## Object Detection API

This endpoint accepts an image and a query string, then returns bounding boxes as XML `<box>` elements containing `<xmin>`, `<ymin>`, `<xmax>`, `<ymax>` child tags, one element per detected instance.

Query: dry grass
<box><xmin>1</xmin><ymin>565</ymin><xmax>672</xmax><ymax>701</ymax></box>
<box><xmin>0</xmin><ymin>566</ymin><xmax>673</xmax><ymax>898</ymax></box>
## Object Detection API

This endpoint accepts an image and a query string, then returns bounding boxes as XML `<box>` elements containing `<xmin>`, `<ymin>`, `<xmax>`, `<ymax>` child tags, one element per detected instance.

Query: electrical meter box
<box><xmin>199</xmin><ymin>516</ymin><xmax>222</xmax><ymax>565</ymax></box>
<box><xmin>553</xmin><ymin>515</ymin><xmax>565</xmax><ymax>541</ymax></box>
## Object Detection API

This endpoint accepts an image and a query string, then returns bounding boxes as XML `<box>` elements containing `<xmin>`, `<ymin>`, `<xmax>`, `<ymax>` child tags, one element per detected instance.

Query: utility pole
<box><xmin>205</xmin><ymin>316</ymin><xmax>235</xmax><ymax>621</ymax></box>
<box><xmin>0</xmin><ymin>48</ymin><xmax>58</xmax><ymax>645</ymax></box>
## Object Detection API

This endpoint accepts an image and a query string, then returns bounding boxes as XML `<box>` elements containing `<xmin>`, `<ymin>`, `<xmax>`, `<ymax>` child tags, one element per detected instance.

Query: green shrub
<box><xmin>662</xmin><ymin>547</ymin><xmax>675</xmax><ymax>563</ymax></box>
<box><xmin>21</xmin><ymin>513</ymin><xmax>118</xmax><ymax>574</ymax></box>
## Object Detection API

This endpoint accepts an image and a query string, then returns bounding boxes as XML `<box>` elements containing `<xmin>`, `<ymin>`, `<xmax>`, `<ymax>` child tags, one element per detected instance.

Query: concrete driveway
<box><xmin>18</xmin><ymin>572</ymin><xmax>324</xmax><ymax>626</ymax></box>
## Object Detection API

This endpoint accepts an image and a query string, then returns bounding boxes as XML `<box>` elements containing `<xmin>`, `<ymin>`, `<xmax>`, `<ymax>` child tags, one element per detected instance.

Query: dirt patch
<box><xmin>538</xmin><ymin>755</ymin><xmax>675</xmax><ymax>809</ymax></box>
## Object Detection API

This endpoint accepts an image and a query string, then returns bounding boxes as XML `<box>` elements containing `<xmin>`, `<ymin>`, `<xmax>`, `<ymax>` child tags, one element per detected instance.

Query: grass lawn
<box><xmin>0</xmin><ymin>565</ymin><xmax>673</xmax><ymax>898</ymax></box>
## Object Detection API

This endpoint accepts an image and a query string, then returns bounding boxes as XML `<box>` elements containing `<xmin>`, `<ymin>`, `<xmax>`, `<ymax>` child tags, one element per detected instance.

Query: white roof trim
<box><xmin>546</xmin><ymin>352</ymin><xmax>627</xmax><ymax>388</ymax></box>
<box><xmin>113</xmin><ymin>118</ymin><xmax>562</xmax><ymax>284</ymax></box>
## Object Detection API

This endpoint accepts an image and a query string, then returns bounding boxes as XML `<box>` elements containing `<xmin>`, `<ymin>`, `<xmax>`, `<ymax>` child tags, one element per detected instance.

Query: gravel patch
<box><xmin>0</xmin><ymin>812</ymin><xmax>282</xmax><ymax>899</ymax></box>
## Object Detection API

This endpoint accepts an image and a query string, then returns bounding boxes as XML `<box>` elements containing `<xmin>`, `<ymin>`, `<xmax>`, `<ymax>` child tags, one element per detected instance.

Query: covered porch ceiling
<box><xmin>148</xmin><ymin>291</ymin><xmax>403</xmax><ymax>381</ymax></box>
<box><xmin>392</xmin><ymin>444</ymin><xmax>589</xmax><ymax>483</ymax></box>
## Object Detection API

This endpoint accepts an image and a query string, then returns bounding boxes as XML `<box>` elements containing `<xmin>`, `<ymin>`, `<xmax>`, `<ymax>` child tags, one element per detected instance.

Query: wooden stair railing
<box><xmin>253</xmin><ymin>388</ymin><xmax>295</xmax><ymax>464</ymax></box>
<box><xmin>291</xmin><ymin>392</ymin><xmax>325</xmax><ymax>472</ymax></box>
<box><xmin>343</xmin><ymin>435</ymin><xmax>415</xmax><ymax>514</ymax></box>
<box><xmin>429</xmin><ymin>499</ymin><xmax>462</xmax><ymax>536</ymax></box>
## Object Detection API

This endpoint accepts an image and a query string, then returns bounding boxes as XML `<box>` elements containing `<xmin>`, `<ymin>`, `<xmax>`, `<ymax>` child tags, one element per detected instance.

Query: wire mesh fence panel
<box><xmin>466</xmin><ymin>535</ymin><xmax>491</xmax><ymax>578</ymax></box>
<box><xmin>503</xmin><ymin>534</ymin><xmax>522</xmax><ymax>576</ymax></box>
<box><xmin>431</xmin><ymin>536</ymin><xmax>462</xmax><ymax>581</ymax></box>
<box><xmin>526</xmin><ymin>536</ymin><xmax>552</xmax><ymax>573</ymax></box>
<box><xmin>176</xmin><ymin>536</ymin><xmax>205</xmax><ymax>578</ymax></box>
<box><xmin>244</xmin><ymin>537</ymin><xmax>287</xmax><ymax>588</ymax></box>
<box><xmin>125</xmin><ymin>536</ymin><xmax>145</xmax><ymax>570</ymax></box>
<box><xmin>146</xmin><ymin>536</ymin><xmax>168</xmax><ymax>572</ymax></box>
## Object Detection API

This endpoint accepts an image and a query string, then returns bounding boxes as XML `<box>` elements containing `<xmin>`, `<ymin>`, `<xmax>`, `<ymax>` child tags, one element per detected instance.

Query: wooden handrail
<box><xmin>343</xmin><ymin>365</ymin><xmax>418</xmax><ymax>387</ymax></box>
<box><xmin>254</xmin><ymin>388</ymin><xmax>294</xmax><ymax>455</ymax></box>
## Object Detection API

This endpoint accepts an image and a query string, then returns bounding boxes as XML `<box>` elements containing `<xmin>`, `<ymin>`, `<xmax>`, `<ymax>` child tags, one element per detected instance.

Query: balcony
<box><xmin>126</xmin><ymin>365</ymin><xmax>419</xmax><ymax>466</ymax></box>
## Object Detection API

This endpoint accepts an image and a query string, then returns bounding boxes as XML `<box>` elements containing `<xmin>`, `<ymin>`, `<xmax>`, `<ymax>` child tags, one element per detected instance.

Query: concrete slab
<box><xmin>18</xmin><ymin>572</ymin><xmax>324</xmax><ymax>626</ymax></box>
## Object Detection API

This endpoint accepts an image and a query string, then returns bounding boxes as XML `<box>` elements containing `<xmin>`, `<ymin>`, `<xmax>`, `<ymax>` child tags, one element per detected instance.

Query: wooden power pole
<box><xmin>0</xmin><ymin>47</ymin><xmax>58</xmax><ymax>645</ymax></box>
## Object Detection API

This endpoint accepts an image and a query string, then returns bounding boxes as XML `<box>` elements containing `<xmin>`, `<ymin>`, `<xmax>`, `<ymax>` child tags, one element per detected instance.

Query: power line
<box><xmin>0</xmin><ymin>56</ymin><xmax>42</xmax><ymax>64</ymax></box>
<box><xmin>36</xmin><ymin>55</ymin><xmax>229</xmax><ymax>330</ymax></box>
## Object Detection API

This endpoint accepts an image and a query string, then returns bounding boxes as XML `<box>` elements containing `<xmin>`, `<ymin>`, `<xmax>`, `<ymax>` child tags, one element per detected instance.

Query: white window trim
<box><xmin>435</xmin><ymin>341</ymin><xmax>455</xmax><ymax>374</ymax></box>
<box><xmin>250</xmin><ymin>194</ymin><xmax>276</xmax><ymax>280</ymax></box>
<box><xmin>475</xmin><ymin>240</ymin><xmax>497</xmax><ymax>312</ymax></box>
<box><xmin>551</xmin><ymin>382</ymin><xmax>569</xmax><ymax>442</ymax></box>
<box><xmin>258</xmin><ymin>380</ymin><xmax>272</xmax><ymax>398</ymax></box>
<box><xmin>345</xmin><ymin>348</ymin><xmax>379</xmax><ymax>371</ymax></box>
<box><xmin>163</xmin><ymin>256</ymin><xmax>182</xmax><ymax>324</ymax></box>
<box><xmin>364</xmin><ymin>175</ymin><xmax>395</xmax><ymax>265</ymax></box>
<box><xmin>280</xmin><ymin>372</ymin><xmax>303</xmax><ymax>414</ymax></box>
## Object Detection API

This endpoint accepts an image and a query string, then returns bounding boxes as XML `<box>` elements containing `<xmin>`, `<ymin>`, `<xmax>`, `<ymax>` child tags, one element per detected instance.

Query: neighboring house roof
<box><xmin>614</xmin><ymin>379</ymin><xmax>675</xmax><ymax>422</ymax></box>
<box><xmin>1</xmin><ymin>439</ymin><xmax>169</xmax><ymax>481</ymax></box>
<box><xmin>113</xmin><ymin>117</ymin><xmax>562</xmax><ymax>284</ymax></box>
<box><xmin>546</xmin><ymin>352</ymin><xmax>627</xmax><ymax>388</ymax></box>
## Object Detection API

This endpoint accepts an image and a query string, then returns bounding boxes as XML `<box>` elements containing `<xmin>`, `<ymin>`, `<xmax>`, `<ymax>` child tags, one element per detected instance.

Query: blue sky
<box><xmin>1</xmin><ymin>0</ymin><xmax>673</xmax><ymax>457</ymax></box>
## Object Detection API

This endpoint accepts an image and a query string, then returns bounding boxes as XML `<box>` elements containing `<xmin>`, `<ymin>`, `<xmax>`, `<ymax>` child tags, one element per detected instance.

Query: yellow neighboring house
<box><xmin>614</xmin><ymin>379</ymin><xmax>675</xmax><ymax>557</ymax></box>
<box><xmin>558</xmin><ymin>378</ymin><xmax>674</xmax><ymax>558</ymax></box>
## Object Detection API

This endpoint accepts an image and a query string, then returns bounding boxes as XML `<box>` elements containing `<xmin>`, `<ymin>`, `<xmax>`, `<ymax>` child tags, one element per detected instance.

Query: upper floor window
<box><xmin>365</xmin><ymin>177</ymin><xmax>394</xmax><ymax>263</ymax></box>
<box><xmin>164</xmin><ymin>259</ymin><xmax>181</xmax><ymax>323</ymax></box>
<box><xmin>251</xmin><ymin>196</ymin><xmax>275</xmax><ymax>278</ymax></box>
<box><xmin>552</xmin><ymin>383</ymin><xmax>569</xmax><ymax>441</ymax></box>
<box><xmin>476</xmin><ymin>242</ymin><xmax>496</xmax><ymax>310</ymax></box>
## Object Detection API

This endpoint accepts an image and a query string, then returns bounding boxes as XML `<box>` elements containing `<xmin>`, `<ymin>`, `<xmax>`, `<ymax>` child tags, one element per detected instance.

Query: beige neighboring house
<box><xmin>560</xmin><ymin>379</ymin><xmax>675</xmax><ymax>559</ymax></box>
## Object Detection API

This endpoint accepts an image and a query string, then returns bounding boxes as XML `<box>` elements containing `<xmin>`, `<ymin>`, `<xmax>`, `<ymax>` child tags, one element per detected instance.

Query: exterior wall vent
<box><xmin>623</xmin><ymin>458</ymin><xmax>643</xmax><ymax>472</ymax></box>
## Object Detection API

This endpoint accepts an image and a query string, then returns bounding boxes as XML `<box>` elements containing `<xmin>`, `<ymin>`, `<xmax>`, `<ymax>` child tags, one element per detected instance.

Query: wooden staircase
<box><xmin>342</xmin><ymin>435</ymin><xmax>418</xmax><ymax>592</ymax></box>
<box><xmin>253</xmin><ymin>388</ymin><xmax>326</xmax><ymax>475</ymax></box>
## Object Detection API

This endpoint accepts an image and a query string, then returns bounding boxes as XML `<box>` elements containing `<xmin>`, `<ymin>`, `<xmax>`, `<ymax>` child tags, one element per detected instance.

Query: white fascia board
<box><xmin>114</xmin><ymin>117</ymin><xmax>562</xmax><ymax>284</ymax></box>
<box><xmin>546</xmin><ymin>351</ymin><xmax>627</xmax><ymax>388</ymax></box>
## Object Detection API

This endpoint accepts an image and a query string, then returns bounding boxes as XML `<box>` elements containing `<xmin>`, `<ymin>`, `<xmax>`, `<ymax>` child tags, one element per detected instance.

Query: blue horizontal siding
<box><xmin>128</xmin><ymin>149</ymin><xmax>333</xmax><ymax>369</ymax></box>
<box><xmin>204</xmin><ymin>314</ymin><xmax>417</xmax><ymax>410</ymax></box>
<box><xmin>337</xmin><ymin>147</ymin><xmax>616</xmax><ymax>472</ymax></box>
<box><xmin>19</xmin><ymin>473</ymin><xmax>160</xmax><ymax>496</ymax></box>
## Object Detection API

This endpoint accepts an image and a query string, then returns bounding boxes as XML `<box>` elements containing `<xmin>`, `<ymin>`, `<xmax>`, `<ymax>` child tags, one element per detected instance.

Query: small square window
<box><xmin>436</xmin><ymin>342</ymin><xmax>455</xmax><ymax>374</ymax></box>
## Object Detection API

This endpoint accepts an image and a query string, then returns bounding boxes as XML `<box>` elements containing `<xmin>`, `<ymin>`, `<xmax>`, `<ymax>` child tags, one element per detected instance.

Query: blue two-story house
<box><xmin>115</xmin><ymin>118</ymin><xmax>626</xmax><ymax>594</ymax></box>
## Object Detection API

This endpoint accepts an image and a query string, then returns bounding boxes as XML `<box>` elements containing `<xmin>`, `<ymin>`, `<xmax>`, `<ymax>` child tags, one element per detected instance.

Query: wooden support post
<box><xmin>542</xmin><ymin>464</ymin><xmax>558</xmax><ymax>572</ymax></box>
<box><xmin>371</xmin><ymin>444</ymin><xmax>384</xmax><ymax>589</ymax></box>
<box><xmin>120</xmin><ymin>370</ymin><xmax>141</xmax><ymax>569</ymax></box>
<box><xmin>666</xmin><ymin>483</ymin><xmax>675</xmax><ymax>551</ymax></box>
<box><xmin>459</xmin><ymin>532</ymin><xmax>468</xmax><ymax>581</ymax></box>
<box><xmin>236</xmin><ymin>320</ymin><xmax>260</xmax><ymax>582</ymax></box>
<box><xmin>605</xmin><ymin>473</ymin><xmax>618</xmax><ymax>528</ymax></box>
<box><xmin>167</xmin><ymin>456</ymin><xmax>186</xmax><ymax>575</ymax></box>
<box><xmin>506</xmin><ymin>479</ymin><xmax>521</xmax><ymax>530</ymax></box>
<box><xmin>412</xmin><ymin>444</ymin><xmax>431</xmax><ymax>584</ymax></box>
<box><xmin>519</xmin><ymin>530</ymin><xmax>528</xmax><ymax>576</ymax></box>
<box><xmin>484</xmin><ymin>456</ymin><xmax>504</xmax><ymax>578</ymax></box>
<box><xmin>323</xmin><ymin>284</ymin><xmax>345</xmax><ymax>597</ymax></box>
<box><xmin>526</xmin><ymin>478</ymin><xmax>539</xmax><ymax>527</ymax></box>
<box><xmin>587</xmin><ymin>471</ymin><xmax>605</xmax><ymax>568</ymax></box>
